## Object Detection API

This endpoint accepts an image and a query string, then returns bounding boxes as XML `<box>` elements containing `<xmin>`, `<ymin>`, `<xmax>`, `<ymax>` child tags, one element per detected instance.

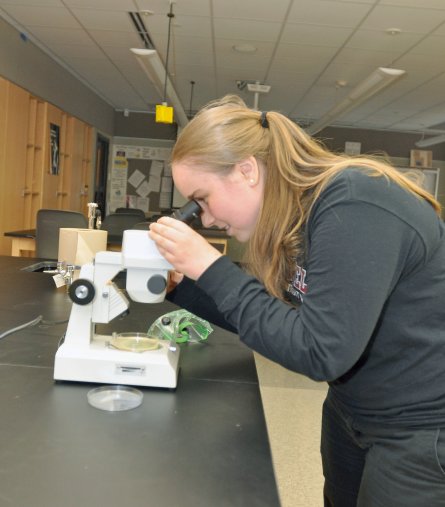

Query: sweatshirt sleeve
<box><xmin>195</xmin><ymin>198</ymin><xmax>420</xmax><ymax>381</ymax></box>
<box><xmin>166</xmin><ymin>275</ymin><xmax>237</xmax><ymax>333</ymax></box>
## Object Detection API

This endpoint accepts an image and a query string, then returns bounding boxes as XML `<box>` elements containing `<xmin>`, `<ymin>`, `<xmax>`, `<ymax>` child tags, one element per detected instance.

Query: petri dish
<box><xmin>87</xmin><ymin>385</ymin><xmax>143</xmax><ymax>412</ymax></box>
<box><xmin>109</xmin><ymin>332</ymin><xmax>159</xmax><ymax>352</ymax></box>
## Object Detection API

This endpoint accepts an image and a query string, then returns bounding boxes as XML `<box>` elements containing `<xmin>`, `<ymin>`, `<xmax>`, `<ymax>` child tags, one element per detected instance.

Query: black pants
<box><xmin>321</xmin><ymin>393</ymin><xmax>445</xmax><ymax>507</ymax></box>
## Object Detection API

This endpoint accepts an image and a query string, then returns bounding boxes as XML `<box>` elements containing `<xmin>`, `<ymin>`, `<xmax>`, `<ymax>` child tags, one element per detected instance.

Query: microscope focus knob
<box><xmin>69</xmin><ymin>279</ymin><xmax>95</xmax><ymax>305</ymax></box>
<box><xmin>147</xmin><ymin>274</ymin><xmax>167</xmax><ymax>295</ymax></box>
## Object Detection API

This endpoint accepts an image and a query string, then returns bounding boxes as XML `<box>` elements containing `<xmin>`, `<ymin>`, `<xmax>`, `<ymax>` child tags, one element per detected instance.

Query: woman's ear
<box><xmin>237</xmin><ymin>156</ymin><xmax>260</xmax><ymax>186</ymax></box>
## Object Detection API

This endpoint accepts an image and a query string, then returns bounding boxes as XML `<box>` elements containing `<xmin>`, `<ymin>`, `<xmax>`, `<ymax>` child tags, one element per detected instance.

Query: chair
<box><xmin>100</xmin><ymin>212</ymin><xmax>144</xmax><ymax>242</ymax></box>
<box><xmin>35</xmin><ymin>209</ymin><xmax>88</xmax><ymax>259</ymax></box>
<box><xmin>132</xmin><ymin>221</ymin><xmax>150</xmax><ymax>230</ymax></box>
<box><xmin>115</xmin><ymin>207</ymin><xmax>146</xmax><ymax>220</ymax></box>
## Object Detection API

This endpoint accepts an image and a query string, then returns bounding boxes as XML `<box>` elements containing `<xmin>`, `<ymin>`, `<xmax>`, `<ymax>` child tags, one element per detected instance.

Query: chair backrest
<box><xmin>115</xmin><ymin>207</ymin><xmax>146</xmax><ymax>219</ymax></box>
<box><xmin>36</xmin><ymin>209</ymin><xmax>88</xmax><ymax>259</ymax></box>
<box><xmin>100</xmin><ymin>212</ymin><xmax>144</xmax><ymax>241</ymax></box>
<box><xmin>131</xmin><ymin>221</ymin><xmax>150</xmax><ymax>230</ymax></box>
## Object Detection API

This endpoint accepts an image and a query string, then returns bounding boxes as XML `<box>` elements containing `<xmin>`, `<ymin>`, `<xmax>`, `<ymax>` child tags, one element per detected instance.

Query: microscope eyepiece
<box><xmin>171</xmin><ymin>200</ymin><xmax>202</xmax><ymax>225</ymax></box>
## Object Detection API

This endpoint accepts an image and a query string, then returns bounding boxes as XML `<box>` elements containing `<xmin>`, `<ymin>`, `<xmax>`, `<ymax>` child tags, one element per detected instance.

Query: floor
<box><xmin>254</xmin><ymin>353</ymin><xmax>328</xmax><ymax>507</ymax></box>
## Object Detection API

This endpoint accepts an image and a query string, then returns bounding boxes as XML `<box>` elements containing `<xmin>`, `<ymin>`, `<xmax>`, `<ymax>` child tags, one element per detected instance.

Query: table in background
<box><xmin>4</xmin><ymin>227</ymin><xmax>228</xmax><ymax>256</ymax></box>
<box><xmin>0</xmin><ymin>255</ymin><xmax>280</xmax><ymax>507</ymax></box>
<box><xmin>4</xmin><ymin>228</ymin><xmax>35</xmax><ymax>256</ymax></box>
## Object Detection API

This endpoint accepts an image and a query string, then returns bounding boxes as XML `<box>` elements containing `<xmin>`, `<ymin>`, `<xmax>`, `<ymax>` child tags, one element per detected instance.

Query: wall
<box><xmin>318</xmin><ymin>126</ymin><xmax>445</xmax><ymax>161</ymax></box>
<box><xmin>317</xmin><ymin>126</ymin><xmax>445</xmax><ymax>213</ymax></box>
<box><xmin>114</xmin><ymin>111</ymin><xmax>177</xmax><ymax>140</ymax></box>
<box><xmin>0</xmin><ymin>17</ymin><xmax>114</xmax><ymax>136</ymax></box>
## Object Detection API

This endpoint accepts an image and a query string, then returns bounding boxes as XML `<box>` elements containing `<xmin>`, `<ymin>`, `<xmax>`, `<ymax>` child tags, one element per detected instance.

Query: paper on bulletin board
<box><xmin>150</xmin><ymin>160</ymin><xmax>164</xmax><ymax>176</ymax></box>
<box><xmin>136</xmin><ymin>197</ymin><xmax>149</xmax><ymax>212</ymax></box>
<box><xmin>141</xmin><ymin>147</ymin><xmax>171</xmax><ymax>160</ymax></box>
<box><xmin>136</xmin><ymin>180</ymin><xmax>150</xmax><ymax>198</ymax></box>
<box><xmin>127</xmin><ymin>195</ymin><xmax>149</xmax><ymax>212</ymax></box>
<box><xmin>163</xmin><ymin>163</ymin><xmax>172</xmax><ymax>176</ymax></box>
<box><xmin>147</xmin><ymin>173</ymin><xmax>161</xmax><ymax>193</ymax></box>
<box><xmin>161</xmin><ymin>176</ymin><xmax>173</xmax><ymax>192</ymax></box>
<box><xmin>109</xmin><ymin>161</ymin><xmax>128</xmax><ymax>210</ymax></box>
<box><xmin>109</xmin><ymin>144</ymin><xmax>173</xmax><ymax>214</ymax></box>
<box><xmin>128</xmin><ymin>169</ymin><xmax>145</xmax><ymax>188</ymax></box>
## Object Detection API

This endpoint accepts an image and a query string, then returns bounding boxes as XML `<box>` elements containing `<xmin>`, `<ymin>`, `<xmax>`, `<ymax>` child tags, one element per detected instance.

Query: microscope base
<box><xmin>54</xmin><ymin>335</ymin><xmax>180</xmax><ymax>388</ymax></box>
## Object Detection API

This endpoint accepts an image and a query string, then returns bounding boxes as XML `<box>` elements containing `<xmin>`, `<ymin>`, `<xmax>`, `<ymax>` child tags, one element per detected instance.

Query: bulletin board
<box><xmin>107</xmin><ymin>139</ymin><xmax>174</xmax><ymax>215</ymax></box>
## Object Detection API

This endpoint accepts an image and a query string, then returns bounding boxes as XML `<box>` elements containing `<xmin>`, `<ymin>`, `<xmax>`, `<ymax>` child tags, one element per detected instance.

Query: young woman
<box><xmin>149</xmin><ymin>95</ymin><xmax>445</xmax><ymax>506</ymax></box>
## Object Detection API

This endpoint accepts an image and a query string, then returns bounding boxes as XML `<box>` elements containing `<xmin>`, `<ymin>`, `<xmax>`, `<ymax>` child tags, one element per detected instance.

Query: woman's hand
<box><xmin>149</xmin><ymin>217</ymin><xmax>222</xmax><ymax>280</ymax></box>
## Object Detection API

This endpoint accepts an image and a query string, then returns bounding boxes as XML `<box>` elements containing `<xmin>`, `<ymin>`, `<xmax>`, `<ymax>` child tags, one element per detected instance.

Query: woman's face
<box><xmin>172</xmin><ymin>157</ymin><xmax>264</xmax><ymax>242</ymax></box>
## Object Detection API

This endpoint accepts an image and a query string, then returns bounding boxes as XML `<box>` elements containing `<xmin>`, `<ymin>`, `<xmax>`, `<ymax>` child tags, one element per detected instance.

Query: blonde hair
<box><xmin>172</xmin><ymin>95</ymin><xmax>441</xmax><ymax>299</ymax></box>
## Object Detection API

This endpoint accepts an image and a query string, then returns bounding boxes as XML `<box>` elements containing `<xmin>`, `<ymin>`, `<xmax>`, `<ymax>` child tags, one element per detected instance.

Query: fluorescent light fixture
<box><xmin>415</xmin><ymin>133</ymin><xmax>445</xmax><ymax>148</ymax></box>
<box><xmin>306</xmin><ymin>67</ymin><xmax>406</xmax><ymax>135</ymax></box>
<box><xmin>131</xmin><ymin>48</ymin><xmax>189</xmax><ymax>128</ymax></box>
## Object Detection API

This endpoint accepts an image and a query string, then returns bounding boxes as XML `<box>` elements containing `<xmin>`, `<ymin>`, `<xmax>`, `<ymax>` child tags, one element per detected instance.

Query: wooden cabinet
<box><xmin>0</xmin><ymin>78</ymin><xmax>94</xmax><ymax>255</ymax></box>
<box><xmin>60</xmin><ymin>116</ymin><xmax>92</xmax><ymax>212</ymax></box>
<box><xmin>0</xmin><ymin>78</ymin><xmax>30</xmax><ymax>254</ymax></box>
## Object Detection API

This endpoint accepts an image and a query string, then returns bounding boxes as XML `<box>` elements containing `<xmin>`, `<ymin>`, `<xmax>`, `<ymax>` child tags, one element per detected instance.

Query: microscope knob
<box><xmin>147</xmin><ymin>274</ymin><xmax>167</xmax><ymax>295</ymax></box>
<box><xmin>69</xmin><ymin>279</ymin><xmax>95</xmax><ymax>305</ymax></box>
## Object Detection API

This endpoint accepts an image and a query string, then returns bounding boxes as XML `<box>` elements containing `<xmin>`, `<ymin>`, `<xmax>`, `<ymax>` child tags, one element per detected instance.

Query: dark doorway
<box><xmin>94</xmin><ymin>134</ymin><xmax>109</xmax><ymax>218</ymax></box>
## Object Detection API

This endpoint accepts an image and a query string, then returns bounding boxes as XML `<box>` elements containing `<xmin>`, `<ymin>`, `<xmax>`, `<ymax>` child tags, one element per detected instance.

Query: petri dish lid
<box><xmin>87</xmin><ymin>385</ymin><xmax>143</xmax><ymax>412</ymax></box>
<box><xmin>109</xmin><ymin>332</ymin><xmax>159</xmax><ymax>352</ymax></box>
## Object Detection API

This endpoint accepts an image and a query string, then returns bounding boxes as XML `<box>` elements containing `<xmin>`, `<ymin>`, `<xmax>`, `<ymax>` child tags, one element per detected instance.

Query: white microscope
<box><xmin>54</xmin><ymin>201</ymin><xmax>201</xmax><ymax>389</ymax></box>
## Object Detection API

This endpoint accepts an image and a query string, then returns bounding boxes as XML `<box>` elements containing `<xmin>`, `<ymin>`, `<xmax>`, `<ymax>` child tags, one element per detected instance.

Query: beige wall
<box><xmin>0</xmin><ymin>17</ymin><xmax>114</xmax><ymax>136</ymax></box>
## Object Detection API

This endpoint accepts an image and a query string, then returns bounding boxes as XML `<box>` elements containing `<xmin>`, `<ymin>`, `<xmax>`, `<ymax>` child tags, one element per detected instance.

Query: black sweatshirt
<box><xmin>168</xmin><ymin>168</ymin><xmax>445</xmax><ymax>427</ymax></box>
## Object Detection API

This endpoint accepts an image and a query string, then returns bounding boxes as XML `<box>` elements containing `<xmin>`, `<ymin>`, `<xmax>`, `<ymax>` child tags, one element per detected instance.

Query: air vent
<box><xmin>128</xmin><ymin>12</ymin><xmax>155</xmax><ymax>49</ymax></box>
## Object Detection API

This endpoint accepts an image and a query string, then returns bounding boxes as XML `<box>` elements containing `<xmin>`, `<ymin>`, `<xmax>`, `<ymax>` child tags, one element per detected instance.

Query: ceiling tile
<box><xmin>0</xmin><ymin>5</ymin><xmax>78</xmax><ymax>27</ymax></box>
<box><xmin>88</xmin><ymin>29</ymin><xmax>141</xmax><ymax>48</ymax></box>
<box><xmin>1</xmin><ymin>0</ymin><xmax>445</xmax><ymax>133</ymax></box>
<box><xmin>64</xmin><ymin>0</ymin><xmax>136</xmax><ymax>9</ymax></box>
<box><xmin>346</xmin><ymin>28</ymin><xmax>424</xmax><ymax>51</ymax></box>
<box><xmin>287</xmin><ymin>0</ymin><xmax>372</xmax><ymax>26</ymax></box>
<box><xmin>26</xmin><ymin>25</ymin><xmax>92</xmax><ymax>45</ymax></box>
<box><xmin>0</xmin><ymin>0</ymin><xmax>61</xmax><ymax>5</ymax></box>
<box><xmin>212</xmin><ymin>0</ymin><xmax>290</xmax><ymax>22</ymax></box>
<box><xmin>360</xmin><ymin>5</ymin><xmax>445</xmax><ymax>33</ymax></box>
<box><xmin>214</xmin><ymin>18</ymin><xmax>282</xmax><ymax>42</ymax></box>
<box><xmin>281</xmin><ymin>23</ymin><xmax>354</xmax><ymax>46</ymax></box>
<box><xmin>71</xmin><ymin>8</ymin><xmax>134</xmax><ymax>31</ymax></box>
<box><xmin>379</xmin><ymin>0</ymin><xmax>445</xmax><ymax>9</ymax></box>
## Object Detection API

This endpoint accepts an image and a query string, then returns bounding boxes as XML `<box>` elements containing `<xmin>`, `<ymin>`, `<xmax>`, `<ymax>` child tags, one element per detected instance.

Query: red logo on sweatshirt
<box><xmin>287</xmin><ymin>264</ymin><xmax>308</xmax><ymax>303</ymax></box>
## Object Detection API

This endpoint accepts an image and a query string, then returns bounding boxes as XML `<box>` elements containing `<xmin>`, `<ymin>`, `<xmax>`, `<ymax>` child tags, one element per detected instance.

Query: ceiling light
<box><xmin>385</xmin><ymin>28</ymin><xmax>401</xmax><ymax>36</ymax></box>
<box><xmin>306</xmin><ymin>67</ymin><xmax>406</xmax><ymax>135</ymax></box>
<box><xmin>232</xmin><ymin>44</ymin><xmax>257</xmax><ymax>53</ymax></box>
<box><xmin>415</xmin><ymin>133</ymin><xmax>445</xmax><ymax>148</ymax></box>
<box><xmin>130</xmin><ymin>48</ymin><xmax>189</xmax><ymax>128</ymax></box>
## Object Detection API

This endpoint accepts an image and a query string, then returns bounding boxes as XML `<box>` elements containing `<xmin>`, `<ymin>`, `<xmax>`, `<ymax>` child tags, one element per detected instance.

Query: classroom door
<box><xmin>94</xmin><ymin>134</ymin><xmax>109</xmax><ymax>218</ymax></box>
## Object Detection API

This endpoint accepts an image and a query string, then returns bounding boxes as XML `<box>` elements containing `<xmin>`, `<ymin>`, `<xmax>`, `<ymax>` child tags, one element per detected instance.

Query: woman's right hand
<box><xmin>149</xmin><ymin>217</ymin><xmax>222</xmax><ymax>280</ymax></box>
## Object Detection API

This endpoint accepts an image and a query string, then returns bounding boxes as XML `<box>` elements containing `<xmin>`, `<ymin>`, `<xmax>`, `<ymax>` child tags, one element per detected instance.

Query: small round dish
<box><xmin>87</xmin><ymin>385</ymin><xmax>143</xmax><ymax>412</ymax></box>
<box><xmin>109</xmin><ymin>332</ymin><xmax>159</xmax><ymax>352</ymax></box>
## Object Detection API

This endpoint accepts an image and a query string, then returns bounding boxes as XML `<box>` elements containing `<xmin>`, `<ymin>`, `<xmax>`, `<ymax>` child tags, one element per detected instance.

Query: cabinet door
<box><xmin>61</xmin><ymin>117</ymin><xmax>89</xmax><ymax>211</ymax></box>
<box><xmin>25</xmin><ymin>97</ymin><xmax>46</xmax><ymax>228</ymax></box>
<box><xmin>80</xmin><ymin>123</ymin><xmax>93</xmax><ymax>213</ymax></box>
<box><xmin>0</xmin><ymin>80</ymin><xmax>29</xmax><ymax>255</ymax></box>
